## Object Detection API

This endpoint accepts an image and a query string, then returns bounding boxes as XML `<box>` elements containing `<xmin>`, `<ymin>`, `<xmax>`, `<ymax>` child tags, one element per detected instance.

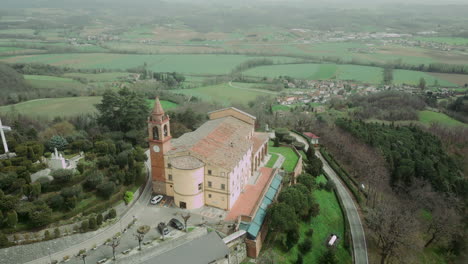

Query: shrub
<box><xmin>44</xmin><ymin>230</ymin><xmax>51</xmax><ymax>240</ymax></box>
<box><xmin>83</xmin><ymin>170</ymin><xmax>103</xmax><ymax>190</ymax></box>
<box><xmin>0</xmin><ymin>232</ymin><xmax>9</xmax><ymax>247</ymax></box>
<box><xmin>309</xmin><ymin>203</ymin><xmax>320</xmax><ymax>218</ymax></box>
<box><xmin>325</xmin><ymin>180</ymin><xmax>336</xmax><ymax>192</ymax></box>
<box><xmin>275</xmin><ymin>128</ymin><xmax>289</xmax><ymax>141</ymax></box>
<box><xmin>80</xmin><ymin>220</ymin><xmax>89</xmax><ymax>232</ymax></box>
<box><xmin>274</xmin><ymin>137</ymin><xmax>280</xmax><ymax>147</ymax></box>
<box><xmin>97</xmin><ymin>182</ymin><xmax>116</xmax><ymax>199</ymax></box>
<box><xmin>106</xmin><ymin>208</ymin><xmax>117</xmax><ymax>220</ymax></box>
<box><xmin>54</xmin><ymin>228</ymin><xmax>60</xmax><ymax>238</ymax></box>
<box><xmin>6</xmin><ymin>210</ymin><xmax>18</xmax><ymax>228</ymax></box>
<box><xmin>299</xmin><ymin>238</ymin><xmax>312</xmax><ymax>254</ymax></box>
<box><xmin>285</xmin><ymin>228</ymin><xmax>300</xmax><ymax>251</ymax></box>
<box><xmin>292</xmin><ymin>142</ymin><xmax>306</xmax><ymax>151</ymax></box>
<box><xmin>319</xmin><ymin>248</ymin><xmax>338</xmax><ymax>264</ymax></box>
<box><xmin>123</xmin><ymin>191</ymin><xmax>134</xmax><ymax>205</ymax></box>
<box><xmin>283</xmin><ymin>135</ymin><xmax>295</xmax><ymax>144</ymax></box>
<box><xmin>306</xmin><ymin>229</ymin><xmax>314</xmax><ymax>237</ymax></box>
<box><xmin>96</xmin><ymin>214</ymin><xmax>103</xmax><ymax>226</ymax></box>
<box><xmin>295</xmin><ymin>253</ymin><xmax>303</xmax><ymax>264</ymax></box>
<box><xmin>51</xmin><ymin>169</ymin><xmax>73</xmax><ymax>184</ymax></box>
<box><xmin>48</xmin><ymin>136</ymin><xmax>68</xmax><ymax>151</ymax></box>
<box><xmin>47</xmin><ymin>194</ymin><xmax>64</xmax><ymax>211</ymax></box>
<box><xmin>88</xmin><ymin>217</ymin><xmax>97</xmax><ymax>230</ymax></box>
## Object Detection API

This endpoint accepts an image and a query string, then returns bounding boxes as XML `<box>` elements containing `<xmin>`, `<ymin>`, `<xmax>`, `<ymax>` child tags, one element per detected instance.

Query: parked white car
<box><xmin>150</xmin><ymin>195</ymin><xmax>163</xmax><ymax>205</ymax></box>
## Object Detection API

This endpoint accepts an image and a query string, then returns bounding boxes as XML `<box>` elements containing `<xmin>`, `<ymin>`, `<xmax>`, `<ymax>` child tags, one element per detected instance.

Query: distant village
<box><xmin>275</xmin><ymin>78</ymin><xmax>466</xmax><ymax>107</ymax></box>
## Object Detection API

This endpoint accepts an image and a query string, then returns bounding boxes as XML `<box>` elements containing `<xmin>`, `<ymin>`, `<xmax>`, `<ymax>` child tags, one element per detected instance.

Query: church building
<box><xmin>148</xmin><ymin>98</ymin><xmax>269</xmax><ymax>210</ymax></box>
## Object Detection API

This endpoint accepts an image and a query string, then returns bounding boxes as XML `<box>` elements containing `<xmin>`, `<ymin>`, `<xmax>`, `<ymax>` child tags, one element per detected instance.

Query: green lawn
<box><xmin>393</xmin><ymin>70</ymin><xmax>458</xmax><ymax>87</ymax></box>
<box><xmin>172</xmin><ymin>83</ymin><xmax>273</xmax><ymax>105</ymax></box>
<box><xmin>1</xmin><ymin>53</ymin><xmax>297</xmax><ymax>75</ymax></box>
<box><xmin>272</xmin><ymin>105</ymin><xmax>290</xmax><ymax>112</ymax></box>
<box><xmin>0</xmin><ymin>97</ymin><xmax>178</xmax><ymax>118</ymax></box>
<box><xmin>244</xmin><ymin>63</ymin><xmax>335</xmax><ymax>79</ymax></box>
<box><xmin>24</xmin><ymin>75</ymin><xmax>77</xmax><ymax>82</ymax></box>
<box><xmin>419</xmin><ymin>110</ymin><xmax>468</xmax><ymax>127</ymax></box>
<box><xmin>243</xmin><ymin>62</ymin><xmax>460</xmax><ymax>86</ymax></box>
<box><xmin>270</xmin><ymin>175</ymin><xmax>351</xmax><ymax>263</ymax></box>
<box><xmin>267</xmin><ymin>141</ymin><xmax>299</xmax><ymax>172</ymax></box>
<box><xmin>0</xmin><ymin>46</ymin><xmax>23</xmax><ymax>53</ymax></box>
<box><xmin>265</xmin><ymin>153</ymin><xmax>279</xmax><ymax>168</ymax></box>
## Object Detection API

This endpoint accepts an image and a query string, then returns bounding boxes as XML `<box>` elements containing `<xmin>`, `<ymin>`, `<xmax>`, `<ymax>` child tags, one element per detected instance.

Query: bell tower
<box><xmin>148</xmin><ymin>97</ymin><xmax>172</xmax><ymax>195</ymax></box>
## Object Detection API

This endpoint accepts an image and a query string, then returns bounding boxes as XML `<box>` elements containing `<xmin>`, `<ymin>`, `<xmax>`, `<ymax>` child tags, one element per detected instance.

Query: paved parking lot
<box><xmin>63</xmin><ymin>195</ymin><xmax>228</xmax><ymax>264</ymax></box>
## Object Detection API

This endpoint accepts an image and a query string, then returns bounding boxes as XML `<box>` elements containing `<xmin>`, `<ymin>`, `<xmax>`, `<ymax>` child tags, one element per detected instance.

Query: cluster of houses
<box><xmin>276</xmin><ymin>78</ymin><xmax>466</xmax><ymax>108</ymax></box>
<box><xmin>277</xmin><ymin>80</ymin><xmax>379</xmax><ymax>105</ymax></box>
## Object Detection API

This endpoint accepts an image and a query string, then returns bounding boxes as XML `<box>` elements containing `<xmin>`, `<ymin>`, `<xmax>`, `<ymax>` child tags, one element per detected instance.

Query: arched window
<box><xmin>163</xmin><ymin>124</ymin><xmax>168</xmax><ymax>137</ymax></box>
<box><xmin>153</xmin><ymin>126</ymin><xmax>159</xmax><ymax>140</ymax></box>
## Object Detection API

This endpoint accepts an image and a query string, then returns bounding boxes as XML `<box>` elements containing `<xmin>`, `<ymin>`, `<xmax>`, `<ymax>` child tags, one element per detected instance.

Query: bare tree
<box><xmin>134</xmin><ymin>225</ymin><xmax>150</xmax><ymax>250</ymax></box>
<box><xmin>366</xmin><ymin>199</ymin><xmax>418</xmax><ymax>264</ymax></box>
<box><xmin>106</xmin><ymin>233</ymin><xmax>121</xmax><ymax>260</ymax></box>
<box><xmin>181</xmin><ymin>213</ymin><xmax>191</xmax><ymax>232</ymax></box>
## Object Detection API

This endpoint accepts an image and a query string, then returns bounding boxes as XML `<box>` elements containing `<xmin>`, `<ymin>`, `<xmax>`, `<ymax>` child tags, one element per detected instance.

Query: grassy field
<box><xmin>393</xmin><ymin>70</ymin><xmax>458</xmax><ymax>87</ymax></box>
<box><xmin>0</xmin><ymin>97</ymin><xmax>102</xmax><ymax>118</ymax></box>
<box><xmin>244</xmin><ymin>63</ymin><xmax>459</xmax><ymax>86</ymax></box>
<box><xmin>244</xmin><ymin>63</ymin><xmax>336</xmax><ymax>79</ymax></box>
<box><xmin>1</xmin><ymin>53</ymin><xmax>298</xmax><ymax>75</ymax></box>
<box><xmin>172</xmin><ymin>83</ymin><xmax>273</xmax><ymax>105</ymax></box>
<box><xmin>265</xmin><ymin>153</ymin><xmax>279</xmax><ymax>168</ymax></box>
<box><xmin>0</xmin><ymin>97</ymin><xmax>178</xmax><ymax>118</ymax></box>
<box><xmin>429</xmin><ymin>73</ymin><xmax>468</xmax><ymax>86</ymax></box>
<box><xmin>63</xmin><ymin>72</ymin><xmax>132</xmax><ymax>82</ymax></box>
<box><xmin>267</xmin><ymin>141</ymin><xmax>299</xmax><ymax>172</ymax></box>
<box><xmin>23</xmin><ymin>75</ymin><xmax>87</xmax><ymax>90</ymax></box>
<box><xmin>244</xmin><ymin>63</ymin><xmax>383</xmax><ymax>83</ymax></box>
<box><xmin>271</xmin><ymin>175</ymin><xmax>351</xmax><ymax>263</ymax></box>
<box><xmin>418</xmin><ymin>110</ymin><xmax>468</xmax><ymax>127</ymax></box>
<box><xmin>24</xmin><ymin>75</ymin><xmax>78</xmax><ymax>82</ymax></box>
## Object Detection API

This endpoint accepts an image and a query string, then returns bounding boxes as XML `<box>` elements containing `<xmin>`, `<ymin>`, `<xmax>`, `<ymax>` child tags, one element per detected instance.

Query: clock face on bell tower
<box><xmin>148</xmin><ymin>97</ymin><xmax>172</xmax><ymax>195</ymax></box>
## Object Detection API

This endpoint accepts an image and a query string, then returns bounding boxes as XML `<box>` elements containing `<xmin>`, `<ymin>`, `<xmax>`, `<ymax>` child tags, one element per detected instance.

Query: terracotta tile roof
<box><xmin>169</xmin><ymin>155</ymin><xmax>204</xmax><ymax>170</ymax></box>
<box><xmin>253</xmin><ymin>132</ymin><xmax>269</xmax><ymax>154</ymax></box>
<box><xmin>152</xmin><ymin>97</ymin><xmax>165</xmax><ymax>115</ymax></box>
<box><xmin>167</xmin><ymin>116</ymin><xmax>253</xmax><ymax>169</ymax></box>
<box><xmin>304</xmin><ymin>132</ymin><xmax>320</xmax><ymax>139</ymax></box>
<box><xmin>207</xmin><ymin>107</ymin><xmax>256</xmax><ymax>120</ymax></box>
<box><xmin>225</xmin><ymin>167</ymin><xmax>274</xmax><ymax>221</ymax></box>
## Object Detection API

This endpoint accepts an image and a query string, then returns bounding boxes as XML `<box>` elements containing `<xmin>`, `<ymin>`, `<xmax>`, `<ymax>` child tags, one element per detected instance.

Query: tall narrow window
<box><xmin>152</xmin><ymin>126</ymin><xmax>159</xmax><ymax>140</ymax></box>
<box><xmin>168</xmin><ymin>174</ymin><xmax>173</xmax><ymax>181</ymax></box>
<box><xmin>198</xmin><ymin>183</ymin><xmax>203</xmax><ymax>191</ymax></box>
<box><xmin>208</xmin><ymin>170</ymin><xmax>212</xmax><ymax>175</ymax></box>
<box><xmin>221</xmin><ymin>184</ymin><xmax>225</xmax><ymax>190</ymax></box>
<box><xmin>208</xmin><ymin>181</ymin><xmax>212</xmax><ymax>188</ymax></box>
<box><xmin>163</xmin><ymin>124</ymin><xmax>168</xmax><ymax>137</ymax></box>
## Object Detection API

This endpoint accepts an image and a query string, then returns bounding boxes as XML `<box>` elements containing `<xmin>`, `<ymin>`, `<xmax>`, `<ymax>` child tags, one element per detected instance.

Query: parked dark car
<box><xmin>158</xmin><ymin>222</ymin><xmax>169</xmax><ymax>236</ymax></box>
<box><xmin>169</xmin><ymin>218</ymin><xmax>184</xmax><ymax>230</ymax></box>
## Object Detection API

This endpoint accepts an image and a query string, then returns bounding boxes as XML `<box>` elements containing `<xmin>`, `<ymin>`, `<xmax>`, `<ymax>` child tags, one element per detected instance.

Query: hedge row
<box><xmin>319</xmin><ymin>148</ymin><xmax>362</xmax><ymax>204</ymax></box>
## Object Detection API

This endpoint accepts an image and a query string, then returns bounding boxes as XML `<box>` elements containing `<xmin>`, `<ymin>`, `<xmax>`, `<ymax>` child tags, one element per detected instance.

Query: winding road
<box><xmin>290</xmin><ymin>131</ymin><xmax>368</xmax><ymax>264</ymax></box>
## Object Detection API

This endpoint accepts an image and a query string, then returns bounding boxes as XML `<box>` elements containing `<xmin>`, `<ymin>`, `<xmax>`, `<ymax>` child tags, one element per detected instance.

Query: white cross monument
<box><xmin>0</xmin><ymin>118</ymin><xmax>12</xmax><ymax>153</ymax></box>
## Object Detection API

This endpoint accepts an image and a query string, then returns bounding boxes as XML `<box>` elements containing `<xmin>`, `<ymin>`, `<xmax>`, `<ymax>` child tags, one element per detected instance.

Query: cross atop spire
<box><xmin>152</xmin><ymin>97</ymin><xmax>165</xmax><ymax>116</ymax></box>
